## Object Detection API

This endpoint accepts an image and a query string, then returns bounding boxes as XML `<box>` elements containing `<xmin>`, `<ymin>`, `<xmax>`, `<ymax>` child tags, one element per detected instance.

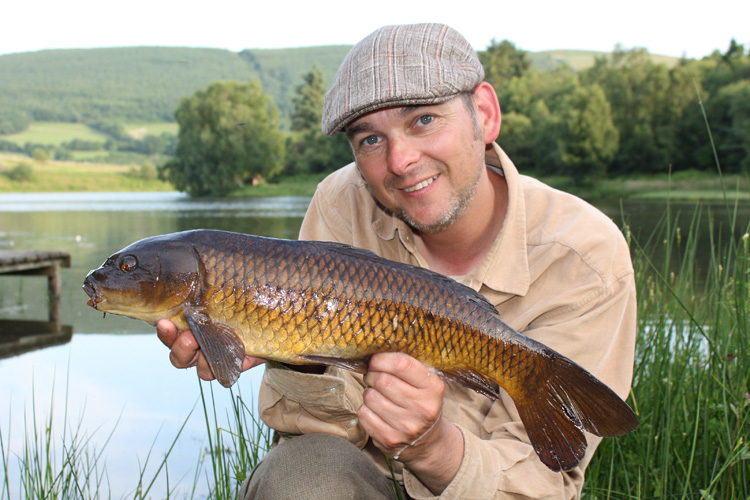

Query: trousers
<box><xmin>239</xmin><ymin>433</ymin><xmax>410</xmax><ymax>500</ymax></box>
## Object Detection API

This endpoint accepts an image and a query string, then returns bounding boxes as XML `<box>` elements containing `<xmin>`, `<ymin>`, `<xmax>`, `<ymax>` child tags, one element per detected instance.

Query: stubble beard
<box><xmin>395</xmin><ymin>166</ymin><xmax>482</xmax><ymax>235</ymax></box>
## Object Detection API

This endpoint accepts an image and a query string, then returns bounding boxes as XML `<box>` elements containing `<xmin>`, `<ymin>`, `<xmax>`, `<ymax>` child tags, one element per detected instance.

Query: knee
<box><xmin>240</xmin><ymin>434</ymin><xmax>375</xmax><ymax>499</ymax></box>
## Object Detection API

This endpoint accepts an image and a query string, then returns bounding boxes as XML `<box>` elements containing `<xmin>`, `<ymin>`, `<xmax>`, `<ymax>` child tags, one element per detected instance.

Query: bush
<box><xmin>4</xmin><ymin>162</ymin><xmax>34</xmax><ymax>182</ymax></box>
<box><xmin>127</xmin><ymin>161</ymin><xmax>158</xmax><ymax>180</ymax></box>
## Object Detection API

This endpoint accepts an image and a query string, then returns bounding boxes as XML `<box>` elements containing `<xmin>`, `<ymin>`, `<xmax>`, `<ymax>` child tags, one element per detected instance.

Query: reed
<box><xmin>197</xmin><ymin>380</ymin><xmax>271</xmax><ymax>500</ymax></box>
<box><xmin>0</xmin><ymin>373</ymin><xmax>192</xmax><ymax>500</ymax></box>
<box><xmin>583</xmin><ymin>199</ymin><xmax>750</xmax><ymax>498</ymax></box>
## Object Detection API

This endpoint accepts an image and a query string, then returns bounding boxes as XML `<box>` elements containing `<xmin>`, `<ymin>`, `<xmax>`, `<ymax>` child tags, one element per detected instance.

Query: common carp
<box><xmin>82</xmin><ymin>229</ymin><xmax>637</xmax><ymax>471</ymax></box>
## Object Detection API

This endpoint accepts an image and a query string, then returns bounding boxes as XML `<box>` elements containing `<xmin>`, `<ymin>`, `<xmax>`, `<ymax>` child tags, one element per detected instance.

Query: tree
<box><xmin>479</xmin><ymin>39</ymin><xmax>531</xmax><ymax>91</ymax></box>
<box><xmin>284</xmin><ymin>66</ymin><xmax>351</xmax><ymax>176</ymax></box>
<box><xmin>291</xmin><ymin>65</ymin><xmax>325</xmax><ymax>132</ymax></box>
<box><xmin>560</xmin><ymin>84</ymin><xmax>619</xmax><ymax>183</ymax></box>
<box><xmin>581</xmin><ymin>46</ymin><xmax>674</xmax><ymax>174</ymax></box>
<box><xmin>162</xmin><ymin>79</ymin><xmax>285</xmax><ymax>197</ymax></box>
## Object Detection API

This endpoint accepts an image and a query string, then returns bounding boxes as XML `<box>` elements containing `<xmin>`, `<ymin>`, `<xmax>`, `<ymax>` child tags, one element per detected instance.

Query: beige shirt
<box><xmin>257</xmin><ymin>143</ymin><xmax>637</xmax><ymax>499</ymax></box>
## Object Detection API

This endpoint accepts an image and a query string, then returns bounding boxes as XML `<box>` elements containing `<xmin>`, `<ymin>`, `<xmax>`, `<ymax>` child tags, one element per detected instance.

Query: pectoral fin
<box><xmin>185</xmin><ymin>310</ymin><xmax>245</xmax><ymax>388</ymax></box>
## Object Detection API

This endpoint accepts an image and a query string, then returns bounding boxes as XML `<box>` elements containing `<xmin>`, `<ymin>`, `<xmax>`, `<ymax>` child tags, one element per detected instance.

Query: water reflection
<box><xmin>0</xmin><ymin>320</ymin><xmax>72</xmax><ymax>358</ymax></box>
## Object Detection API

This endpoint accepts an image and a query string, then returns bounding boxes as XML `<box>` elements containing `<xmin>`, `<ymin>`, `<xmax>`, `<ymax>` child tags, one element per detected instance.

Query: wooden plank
<box><xmin>0</xmin><ymin>250</ymin><xmax>72</xmax><ymax>273</ymax></box>
<box><xmin>0</xmin><ymin>250</ymin><xmax>72</xmax><ymax>322</ymax></box>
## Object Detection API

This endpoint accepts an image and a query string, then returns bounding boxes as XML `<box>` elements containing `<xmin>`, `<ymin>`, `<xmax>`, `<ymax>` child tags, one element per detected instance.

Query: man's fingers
<box><xmin>368</xmin><ymin>352</ymin><xmax>435</xmax><ymax>389</ymax></box>
<box><xmin>156</xmin><ymin>318</ymin><xmax>178</xmax><ymax>347</ymax></box>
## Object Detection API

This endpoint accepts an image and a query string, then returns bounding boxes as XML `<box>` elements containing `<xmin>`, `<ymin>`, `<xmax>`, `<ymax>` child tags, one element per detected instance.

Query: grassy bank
<box><xmin>1</xmin><ymin>153</ymin><xmax>748</xmax><ymax>201</ymax></box>
<box><xmin>0</xmin><ymin>155</ymin><xmax>172</xmax><ymax>192</ymax></box>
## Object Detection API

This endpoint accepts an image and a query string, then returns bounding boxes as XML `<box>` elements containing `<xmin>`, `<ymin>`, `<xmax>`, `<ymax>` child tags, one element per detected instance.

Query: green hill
<box><xmin>0</xmin><ymin>45</ymin><xmax>679</xmax><ymax>136</ymax></box>
<box><xmin>529</xmin><ymin>49</ymin><xmax>680</xmax><ymax>71</ymax></box>
<box><xmin>0</xmin><ymin>45</ymin><xmax>352</xmax><ymax>134</ymax></box>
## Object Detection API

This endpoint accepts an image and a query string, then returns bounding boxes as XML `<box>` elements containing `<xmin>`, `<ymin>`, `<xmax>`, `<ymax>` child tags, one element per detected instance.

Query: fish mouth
<box><xmin>402</xmin><ymin>175</ymin><xmax>438</xmax><ymax>193</ymax></box>
<box><xmin>82</xmin><ymin>279</ymin><xmax>102</xmax><ymax>309</ymax></box>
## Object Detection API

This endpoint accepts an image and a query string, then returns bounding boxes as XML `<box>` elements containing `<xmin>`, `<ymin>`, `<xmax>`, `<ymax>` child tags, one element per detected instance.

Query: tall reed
<box><xmin>0</xmin><ymin>373</ymin><xmax>192</xmax><ymax>500</ymax></box>
<box><xmin>197</xmin><ymin>380</ymin><xmax>271</xmax><ymax>500</ymax></box>
<box><xmin>583</xmin><ymin>201</ymin><xmax>750</xmax><ymax>499</ymax></box>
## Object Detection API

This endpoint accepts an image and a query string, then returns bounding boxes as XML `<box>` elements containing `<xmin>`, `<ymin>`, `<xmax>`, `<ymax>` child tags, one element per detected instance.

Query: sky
<box><xmin>2</xmin><ymin>0</ymin><xmax>748</xmax><ymax>59</ymax></box>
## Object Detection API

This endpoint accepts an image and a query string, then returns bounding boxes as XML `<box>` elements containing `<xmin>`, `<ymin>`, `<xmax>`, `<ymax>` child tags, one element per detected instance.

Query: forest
<box><xmin>0</xmin><ymin>40</ymin><xmax>748</xmax><ymax>195</ymax></box>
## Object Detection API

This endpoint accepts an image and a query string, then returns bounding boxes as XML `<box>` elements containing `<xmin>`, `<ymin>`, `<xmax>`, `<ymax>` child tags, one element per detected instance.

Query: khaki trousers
<box><xmin>239</xmin><ymin>433</ymin><xmax>410</xmax><ymax>500</ymax></box>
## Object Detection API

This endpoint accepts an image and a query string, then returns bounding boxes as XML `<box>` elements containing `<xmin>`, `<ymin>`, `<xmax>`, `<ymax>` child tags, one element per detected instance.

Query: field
<box><xmin>0</xmin><ymin>155</ymin><xmax>171</xmax><ymax>192</ymax></box>
<box><xmin>0</xmin><ymin>122</ymin><xmax>109</xmax><ymax>147</ymax></box>
<box><xmin>0</xmin><ymin>121</ymin><xmax>178</xmax><ymax>146</ymax></box>
<box><xmin>122</xmin><ymin>122</ymin><xmax>178</xmax><ymax>139</ymax></box>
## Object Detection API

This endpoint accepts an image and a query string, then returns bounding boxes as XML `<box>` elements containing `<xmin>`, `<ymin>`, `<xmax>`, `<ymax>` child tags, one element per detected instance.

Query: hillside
<box><xmin>0</xmin><ymin>45</ymin><xmax>679</xmax><ymax>135</ymax></box>
<box><xmin>0</xmin><ymin>45</ymin><xmax>352</xmax><ymax>133</ymax></box>
<box><xmin>529</xmin><ymin>49</ymin><xmax>680</xmax><ymax>71</ymax></box>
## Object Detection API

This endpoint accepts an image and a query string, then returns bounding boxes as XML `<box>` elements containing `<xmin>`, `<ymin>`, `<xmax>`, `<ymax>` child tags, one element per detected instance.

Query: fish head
<box><xmin>83</xmin><ymin>234</ymin><xmax>201</xmax><ymax>324</ymax></box>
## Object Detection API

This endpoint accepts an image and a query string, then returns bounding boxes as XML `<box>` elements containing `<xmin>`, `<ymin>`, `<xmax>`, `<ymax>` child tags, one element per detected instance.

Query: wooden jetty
<box><xmin>0</xmin><ymin>250</ymin><xmax>71</xmax><ymax>323</ymax></box>
<box><xmin>0</xmin><ymin>250</ymin><xmax>73</xmax><ymax>358</ymax></box>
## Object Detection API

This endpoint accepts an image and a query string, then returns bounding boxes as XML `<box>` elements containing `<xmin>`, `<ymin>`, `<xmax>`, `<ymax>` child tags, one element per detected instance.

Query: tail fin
<box><xmin>514</xmin><ymin>352</ymin><xmax>638</xmax><ymax>472</ymax></box>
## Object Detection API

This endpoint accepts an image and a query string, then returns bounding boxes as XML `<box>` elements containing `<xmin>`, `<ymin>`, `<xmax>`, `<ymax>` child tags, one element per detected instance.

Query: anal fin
<box><xmin>185</xmin><ymin>309</ymin><xmax>245</xmax><ymax>388</ymax></box>
<box><xmin>437</xmin><ymin>367</ymin><xmax>501</xmax><ymax>400</ymax></box>
<box><xmin>297</xmin><ymin>355</ymin><xmax>370</xmax><ymax>374</ymax></box>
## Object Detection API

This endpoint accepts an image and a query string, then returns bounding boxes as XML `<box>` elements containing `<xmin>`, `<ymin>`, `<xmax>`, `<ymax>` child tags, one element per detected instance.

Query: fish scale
<box><xmin>83</xmin><ymin>229</ymin><xmax>638</xmax><ymax>472</ymax></box>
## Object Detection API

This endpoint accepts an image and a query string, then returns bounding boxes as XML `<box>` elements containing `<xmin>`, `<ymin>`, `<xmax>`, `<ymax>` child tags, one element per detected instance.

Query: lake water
<box><xmin>1</xmin><ymin>191</ymin><xmax>749</xmax><ymax>498</ymax></box>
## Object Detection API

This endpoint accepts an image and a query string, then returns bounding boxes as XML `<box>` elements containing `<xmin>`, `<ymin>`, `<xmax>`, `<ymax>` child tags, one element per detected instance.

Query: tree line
<box><xmin>489</xmin><ymin>39</ymin><xmax>750</xmax><ymax>182</ymax></box>
<box><xmin>162</xmin><ymin>39</ymin><xmax>749</xmax><ymax>196</ymax></box>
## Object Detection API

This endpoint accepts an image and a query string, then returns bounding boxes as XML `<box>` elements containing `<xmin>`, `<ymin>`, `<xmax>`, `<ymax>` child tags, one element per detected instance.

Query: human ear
<box><xmin>472</xmin><ymin>82</ymin><xmax>502</xmax><ymax>144</ymax></box>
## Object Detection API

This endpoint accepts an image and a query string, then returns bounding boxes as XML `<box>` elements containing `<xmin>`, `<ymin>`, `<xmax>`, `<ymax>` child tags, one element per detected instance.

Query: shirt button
<box><xmin>328</xmin><ymin>386</ymin><xmax>337</xmax><ymax>393</ymax></box>
<box><xmin>349</xmin><ymin>418</ymin><xmax>358</xmax><ymax>427</ymax></box>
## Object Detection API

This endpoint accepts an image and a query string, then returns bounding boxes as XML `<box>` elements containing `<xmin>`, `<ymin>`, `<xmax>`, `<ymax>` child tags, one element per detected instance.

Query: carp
<box><xmin>82</xmin><ymin>229</ymin><xmax>637</xmax><ymax>471</ymax></box>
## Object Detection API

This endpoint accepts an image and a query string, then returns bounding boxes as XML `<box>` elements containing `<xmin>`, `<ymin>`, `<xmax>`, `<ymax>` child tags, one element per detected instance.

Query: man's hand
<box><xmin>358</xmin><ymin>352</ymin><xmax>464</xmax><ymax>494</ymax></box>
<box><xmin>156</xmin><ymin>319</ymin><xmax>265</xmax><ymax>381</ymax></box>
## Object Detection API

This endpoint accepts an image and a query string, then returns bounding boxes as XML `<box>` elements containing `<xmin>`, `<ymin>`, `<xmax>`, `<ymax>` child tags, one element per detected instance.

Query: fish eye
<box><xmin>119</xmin><ymin>255</ymin><xmax>138</xmax><ymax>273</ymax></box>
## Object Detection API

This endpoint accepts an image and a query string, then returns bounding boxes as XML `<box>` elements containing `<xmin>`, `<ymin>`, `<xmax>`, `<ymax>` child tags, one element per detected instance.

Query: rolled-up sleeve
<box><xmin>258</xmin><ymin>363</ymin><xmax>369</xmax><ymax>446</ymax></box>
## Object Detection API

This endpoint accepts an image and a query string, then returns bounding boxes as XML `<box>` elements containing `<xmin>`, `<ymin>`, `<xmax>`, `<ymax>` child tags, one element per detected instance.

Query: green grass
<box><xmin>122</xmin><ymin>122</ymin><xmax>178</xmax><ymax>140</ymax></box>
<box><xmin>0</xmin><ymin>155</ymin><xmax>172</xmax><ymax>192</ymax></box>
<box><xmin>231</xmin><ymin>173</ymin><xmax>328</xmax><ymax>198</ymax></box>
<box><xmin>0</xmin><ymin>123</ymin><xmax>108</xmax><ymax>147</ymax></box>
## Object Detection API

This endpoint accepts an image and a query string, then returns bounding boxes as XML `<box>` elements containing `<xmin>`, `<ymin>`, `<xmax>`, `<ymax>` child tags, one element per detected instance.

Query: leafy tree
<box><xmin>582</xmin><ymin>46</ymin><xmax>674</xmax><ymax>174</ymax></box>
<box><xmin>480</xmin><ymin>39</ymin><xmax>531</xmax><ymax>90</ymax></box>
<box><xmin>284</xmin><ymin>66</ymin><xmax>351</xmax><ymax>176</ymax></box>
<box><xmin>291</xmin><ymin>65</ymin><xmax>325</xmax><ymax>132</ymax></box>
<box><xmin>162</xmin><ymin>79</ymin><xmax>285</xmax><ymax>197</ymax></box>
<box><xmin>560</xmin><ymin>84</ymin><xmax>619</xmax><ymax>183</ymax></box>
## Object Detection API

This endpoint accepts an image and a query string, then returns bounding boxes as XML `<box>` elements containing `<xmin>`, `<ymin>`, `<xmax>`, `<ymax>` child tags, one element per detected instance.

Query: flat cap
<box><xmin>321</xmin><ymin>23</ymin><xmax>484</xmax><ymax>136</ymax></box>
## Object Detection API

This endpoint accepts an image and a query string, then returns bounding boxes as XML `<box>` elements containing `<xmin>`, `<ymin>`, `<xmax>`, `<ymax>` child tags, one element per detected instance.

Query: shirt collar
<box><xmin>370</xmin><ymin>143</ymin><xmax>530</xmax><ymax>296</ymax></box>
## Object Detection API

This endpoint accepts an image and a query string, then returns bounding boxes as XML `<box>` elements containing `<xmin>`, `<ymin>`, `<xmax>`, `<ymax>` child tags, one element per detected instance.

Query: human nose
<box><xmin>386</xmin><ymin>136</ymin><xmax>420</xmax><ymax>176</ymax></box>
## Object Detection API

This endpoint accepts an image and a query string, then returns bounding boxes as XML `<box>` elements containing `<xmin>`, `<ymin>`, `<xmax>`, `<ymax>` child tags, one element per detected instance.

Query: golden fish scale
<box><xmin>197</xmin><ymin>236</ymin><xmax>541</xmax><ymax>398</ymax></box>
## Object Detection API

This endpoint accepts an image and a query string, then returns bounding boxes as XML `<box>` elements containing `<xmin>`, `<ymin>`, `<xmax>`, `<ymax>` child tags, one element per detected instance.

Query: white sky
<box><xmin>2</xmin><ymin>0</ymin><xmax>748</xmax><ymax>59</ymax></box>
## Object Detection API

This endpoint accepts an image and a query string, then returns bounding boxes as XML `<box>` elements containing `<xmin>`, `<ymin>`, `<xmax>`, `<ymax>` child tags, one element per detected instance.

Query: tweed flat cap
<box><xmin>321</xmin><ymin>23</ymin><xmax>485</xmax><ymax>136</ymax></box>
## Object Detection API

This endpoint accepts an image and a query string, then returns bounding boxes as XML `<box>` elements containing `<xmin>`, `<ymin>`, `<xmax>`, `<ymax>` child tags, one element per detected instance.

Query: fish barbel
<box><xmin>82</xmin><ymin>229</ymin><xmax>637</xmax><ymax>471</ymax></box>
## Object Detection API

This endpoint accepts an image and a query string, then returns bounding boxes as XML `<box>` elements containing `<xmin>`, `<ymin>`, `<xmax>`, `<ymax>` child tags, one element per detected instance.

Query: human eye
<box><xmin>361</xmin><ymin>135</ymin><xmax>380</xmax><ymax>147</ymax></box>
<box><xmin>417</xmin><ymin>114</ymin><xmax>433</xmax><ymax>126</ymax></box>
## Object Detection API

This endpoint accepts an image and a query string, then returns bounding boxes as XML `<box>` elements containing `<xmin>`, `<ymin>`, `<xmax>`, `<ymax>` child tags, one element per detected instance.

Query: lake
<box><xmin>1</xmin><ymin>191</ymin><xmax>749</xmax><ymax>498</ymax></box>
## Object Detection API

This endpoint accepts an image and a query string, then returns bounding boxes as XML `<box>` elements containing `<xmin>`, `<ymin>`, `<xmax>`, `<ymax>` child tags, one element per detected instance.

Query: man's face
<box><xmin>345</xmin><ymin>96</ymin><xmax>487</xmax><ymax>235</ymax></box>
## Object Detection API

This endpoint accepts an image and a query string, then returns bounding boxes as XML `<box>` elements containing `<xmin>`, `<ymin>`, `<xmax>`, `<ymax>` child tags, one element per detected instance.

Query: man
<box><xmin>158</xmin><ymin>23</ymin><xmax>636</xmax><ymax>499</ymax></box>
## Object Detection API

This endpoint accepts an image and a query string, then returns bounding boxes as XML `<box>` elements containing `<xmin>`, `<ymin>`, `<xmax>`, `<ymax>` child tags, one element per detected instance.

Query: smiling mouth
<box><xmin>403</xmin><ymin>175</ymin><xmax>438</xmax><ymax>193</ymax></box>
